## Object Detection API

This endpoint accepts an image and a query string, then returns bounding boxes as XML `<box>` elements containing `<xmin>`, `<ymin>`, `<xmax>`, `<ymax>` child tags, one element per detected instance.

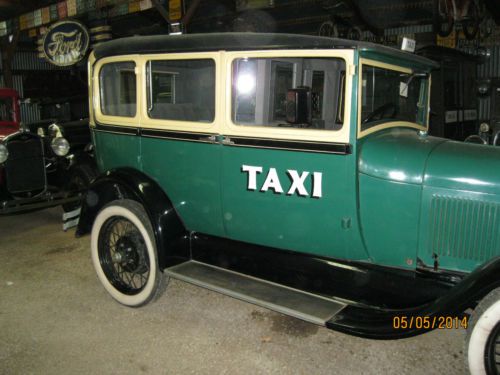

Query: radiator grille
<box><xmin>429</xmin><ymin>195</ymin><xmax>500</xmax><ymax>262</ymax></box>
<box><xmin>5</xmin><ymin>135</ymin><xmax>46</xmax><ymax>194</ymax></box>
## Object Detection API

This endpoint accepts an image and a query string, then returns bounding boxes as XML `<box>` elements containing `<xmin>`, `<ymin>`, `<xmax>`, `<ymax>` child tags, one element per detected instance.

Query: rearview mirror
<box><xmin>286</xmin><ymin>87</ymin><xmax>311</xmax><ymax>125</ymax></box>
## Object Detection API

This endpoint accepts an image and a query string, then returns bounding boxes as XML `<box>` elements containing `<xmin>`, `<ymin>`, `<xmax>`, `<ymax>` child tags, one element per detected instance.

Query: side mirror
<box><xmin>286</xmin><ymin>87</ymin><xmax>311</xmax><ymax>125</ymax></box>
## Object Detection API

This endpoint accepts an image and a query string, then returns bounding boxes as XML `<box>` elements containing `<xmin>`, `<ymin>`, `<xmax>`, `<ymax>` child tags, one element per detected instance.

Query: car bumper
<box><xmin>0</xmin><ymin>191</ymin><xmax>81</xmax><ymax>215</ymax></box>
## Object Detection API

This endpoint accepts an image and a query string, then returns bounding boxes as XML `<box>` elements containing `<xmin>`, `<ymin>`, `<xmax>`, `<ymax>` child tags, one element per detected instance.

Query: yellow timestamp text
<box><xmin>393</xmin><ymin>315</ymin><xmax>468</xmax><ymax>330</ymax></box>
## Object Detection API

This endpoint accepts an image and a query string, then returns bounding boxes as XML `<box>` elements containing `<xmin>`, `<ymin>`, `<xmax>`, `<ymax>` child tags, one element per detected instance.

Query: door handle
<box><xmin>199</xmin><ymin>135</ymin><xmax>217</xmax><ymax>143</ymax></box>
<box><xmin>221</xmin><ymin>136</ymin><xmax>234</xmax><ymax>145</ymax></box>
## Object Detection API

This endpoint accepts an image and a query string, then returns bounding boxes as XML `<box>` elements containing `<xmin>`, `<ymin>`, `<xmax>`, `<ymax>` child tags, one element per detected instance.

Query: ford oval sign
<box><xmin>42</xmin><ymin>20</ymin><xmax>90</xmax><ymax>66</ymax></box>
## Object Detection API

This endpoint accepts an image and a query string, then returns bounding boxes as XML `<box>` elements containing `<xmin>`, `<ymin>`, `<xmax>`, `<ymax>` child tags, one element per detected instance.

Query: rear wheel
<box><xmin>91</xmin><ymin>199</ymin><xmax>167</xmax><ymax>307</ymax></box>
<box><xmin>466</xmin><ymin>288</ymin><xmax>500</xmax><ymax>375</ymax></box>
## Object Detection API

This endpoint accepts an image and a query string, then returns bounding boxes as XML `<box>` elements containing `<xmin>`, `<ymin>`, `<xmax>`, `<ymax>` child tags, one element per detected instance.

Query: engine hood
<box><xmin>359</xmin><ymin>127</ymin><xmax>500</xmax><ymax>195</ymax></box>
<box><xmin>358</xmin><ymin>128</ymin><xmax>445</xmax><ymax>185</ymax></box>
<box><xmin>424</xmin><ymin>141</ymin><xmax>500</xmax><ymax>195</ymax></box>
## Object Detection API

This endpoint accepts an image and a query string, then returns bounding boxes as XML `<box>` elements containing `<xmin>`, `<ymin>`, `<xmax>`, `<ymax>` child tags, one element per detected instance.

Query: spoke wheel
<box><xmin>91</xmin><ymin>199</ymin><xmax>167</xmax><ymax>307</ymax></box>
<box><xmin>485</xmin><ymin>322</ymin><xmax>500</xmax><ymax>375</ymax></box>
<box><xmin>98</xmin><ymin>216</ymin><xmax>150</xmax><ymax>295</ymax></box>
<box><xmin>467</xmin><ymin>288</ymin><xmax>500</xmax><ymax>375</ymax></box>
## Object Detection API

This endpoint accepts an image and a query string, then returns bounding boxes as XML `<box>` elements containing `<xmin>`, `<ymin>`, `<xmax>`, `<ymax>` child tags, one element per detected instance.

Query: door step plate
<box><xmin>165</xmin><ymin>261</ymin><xmax>345</xmax><ymax>325</ymax></box>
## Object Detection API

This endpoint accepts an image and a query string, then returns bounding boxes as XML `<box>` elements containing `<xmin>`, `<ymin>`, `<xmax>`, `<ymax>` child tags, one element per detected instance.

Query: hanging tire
<box><xmin>466</xmin><ymin>287</ymin><xmax>500</xmax><ymax>375</ymax></box>
<box><xmin>462</xmin><ymin>1</ymin><xmax>480</xmax><ymax>40</ymax></box>
<box><xmin>318</xmin><ymin>20</ymin><xmax>338</xmax><ymax>37</ymax></box>
<box><xmin>433</xmin><ymin>0</ymin><xmax>454</xmax><ymax>37</ymax></box>
<box><xmin>91</xmin><ymin>199</ymin><xmax>167</xmax><ymax>307</ymax></box>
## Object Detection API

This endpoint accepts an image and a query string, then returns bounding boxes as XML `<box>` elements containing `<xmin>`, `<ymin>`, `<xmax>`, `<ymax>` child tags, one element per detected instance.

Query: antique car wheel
<box><xmin>466</xmin><ymin>288</ymin><xmax>500</xmax><ymax>375</ymax></box>
<box><xmin>63</xmin><ymin>163</ymin><xmax>98</xmax><ymax>212</ymax></box>
<box><xmin>91</xmin><ymin>199</ymin><xmax>167</xmax><ymax>307</ymax></box>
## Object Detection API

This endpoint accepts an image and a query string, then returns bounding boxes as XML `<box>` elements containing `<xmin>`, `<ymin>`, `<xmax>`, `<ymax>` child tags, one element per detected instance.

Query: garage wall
<box><xmin>477</xmin><ymin>45</ymin><xmax>500</xmax><ymax>122</ymax></box>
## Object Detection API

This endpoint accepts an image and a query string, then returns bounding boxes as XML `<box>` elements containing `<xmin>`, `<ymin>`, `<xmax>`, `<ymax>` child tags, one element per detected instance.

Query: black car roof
<box><xmin>93</xmin><ymin>32</ymin><xmax>438</xmax><ymax>69</ymax></box>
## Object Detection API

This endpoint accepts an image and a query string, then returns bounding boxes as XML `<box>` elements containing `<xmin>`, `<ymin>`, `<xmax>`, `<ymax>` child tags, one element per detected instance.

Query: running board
<box><xmin>165</xmin><ymin>261</ymin><xmax>346</xmax><ymax>325</ymax></box>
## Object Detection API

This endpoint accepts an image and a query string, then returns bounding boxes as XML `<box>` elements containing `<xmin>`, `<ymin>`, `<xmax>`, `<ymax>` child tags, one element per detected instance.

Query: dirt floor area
<box><xmin>0</xmin><ymin>208</ymin><xmax>468</xmax><ymax>374</ymax></box>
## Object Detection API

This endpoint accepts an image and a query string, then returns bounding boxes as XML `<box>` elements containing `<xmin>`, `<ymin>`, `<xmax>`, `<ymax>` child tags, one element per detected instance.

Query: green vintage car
<box><xmin>78</xmin><ymin>33</ymin><xmax>500</xmax><ymax>374</ymax></box>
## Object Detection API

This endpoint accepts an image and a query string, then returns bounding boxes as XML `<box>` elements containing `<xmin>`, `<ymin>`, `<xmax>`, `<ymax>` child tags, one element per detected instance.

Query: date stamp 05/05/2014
<box><xmin>393</xmin><ymin>316</ymin><xmax>469</xmax><ymax>330</ymax></box>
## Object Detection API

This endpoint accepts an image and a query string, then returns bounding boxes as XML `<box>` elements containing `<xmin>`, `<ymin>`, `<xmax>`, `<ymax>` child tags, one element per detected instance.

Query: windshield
<box><xmin>360</xmin><ymin>64</ymin><xmax>428</xmax><ymax>133</ymax></box>
<box><xmin>0</xmin><ymin>96</ymin><xmax>14</xmax><ymax>123</ymax></box>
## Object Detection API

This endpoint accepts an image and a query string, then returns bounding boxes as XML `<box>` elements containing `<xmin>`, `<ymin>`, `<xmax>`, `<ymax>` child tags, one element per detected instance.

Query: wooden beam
<box><xmin>151</xmin><ymin>0</ymin><xmax>171</xmax><ymax>25</ymax></box>
<box><xmin>181</xmin><ymin>0</ymin><xmax>201</xmax><ymax>26</ymax></box>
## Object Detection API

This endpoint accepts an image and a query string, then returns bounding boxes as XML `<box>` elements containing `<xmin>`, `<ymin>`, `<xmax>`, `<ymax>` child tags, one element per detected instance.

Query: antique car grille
<box><xmin>4</xmin><ymin>134</ymin><xmax>46</xmax><ymax>194</ymax></box>
<box><xmin>429</xmin><ymin>195</ymin><xmax>500</xmax><ymax>262</ymax></box>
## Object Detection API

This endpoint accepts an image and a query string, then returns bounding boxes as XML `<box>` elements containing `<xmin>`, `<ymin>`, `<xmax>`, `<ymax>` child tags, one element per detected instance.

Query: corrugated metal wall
<box><xmin>477</xmin><ymin>46</ymin><xmax>500</xmax><ymax>121</ymax></box>
<box><xmin>0</xmin><ymin>49</ymin><xmax>69</xmax><ymax>124</ymax></box>
<box><xmin>365</xmin><ymin>23</ymin><xmax>500</xmax><ymax>122</ymax></box>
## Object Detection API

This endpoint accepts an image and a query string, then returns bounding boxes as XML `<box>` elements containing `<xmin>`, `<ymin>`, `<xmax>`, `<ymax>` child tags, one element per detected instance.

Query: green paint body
<box><xmin>92</xmin><ymin>49</ymin><xmax>500</xmax><ymax>275</ymax></box>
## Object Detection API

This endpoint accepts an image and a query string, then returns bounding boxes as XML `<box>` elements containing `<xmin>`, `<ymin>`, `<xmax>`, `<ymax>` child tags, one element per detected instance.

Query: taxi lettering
<box><xmin>241</xmin><ymin>164</ymin><xmax>322</xmax><ymax>198</ymax></box>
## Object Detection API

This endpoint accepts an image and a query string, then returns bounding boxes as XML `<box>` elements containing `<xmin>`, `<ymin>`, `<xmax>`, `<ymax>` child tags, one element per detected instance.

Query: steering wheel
<box><xmin>362</xmin><ymin>103</ymin><xmax>398</xmax><ymax>124</ymax></box>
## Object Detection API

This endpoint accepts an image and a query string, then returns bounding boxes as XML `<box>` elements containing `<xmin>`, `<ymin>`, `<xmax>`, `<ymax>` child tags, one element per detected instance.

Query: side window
<box><xmin>99</xmin><ymin>61</ymin><xmax>136</xmax><ymax>117</ymax></box>
<box><xmin>360</xmin><ymin>64</ymin><xmax>427</xmax><ymax>132</ymax></box>
<box><xmin>146</xmin><ymin>59</ymin><xmax>215</xmax><ymax>123</ymax></box>
<box><xmin>232</xmin><ymin>57</ymin><xmax>346</xmax><ymax>130</ymax></box>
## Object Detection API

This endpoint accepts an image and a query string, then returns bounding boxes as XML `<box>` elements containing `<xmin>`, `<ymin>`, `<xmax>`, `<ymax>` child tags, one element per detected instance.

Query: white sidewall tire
<box><xmin>91</xmin><ymin>202</ymin><xmax>159</xmax><ymax>307</ymax></box>
<box><xmin>468</xmin><ymin>293</ymin><xmax>500</xmax><ymax>375</ymax></box>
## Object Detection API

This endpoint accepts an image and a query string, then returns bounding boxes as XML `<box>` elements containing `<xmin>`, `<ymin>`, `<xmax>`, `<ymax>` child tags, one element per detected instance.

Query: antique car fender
<box><xmin>76</xmin><ymin>167</ymin><xmax>188</xmax><ymax>268</ymax></box>
<box><xmin>327</xmin><ymin>256</ymin><xmax>500</xmax><ymax>339</ymax></box>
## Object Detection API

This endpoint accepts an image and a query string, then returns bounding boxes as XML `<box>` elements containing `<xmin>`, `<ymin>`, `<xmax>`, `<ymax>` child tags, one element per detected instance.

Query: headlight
<box><xmin>0</xmin><ymin>143</ymin><xmax>9</xmax><ymax>163</ymax></box>
<box><xmin>37</xmin><ymin>127</ymin><xmax>45</xmax><ymax>137</ymax></box>
<box><xmin>479</xmin><ymin>122</ymin><xmax>490</xmax><ymax>133</ymax></box>
<box><xmin>48</xmin><ymin>123</ymin><xmax>62</xmax><ymax>138</ymax></box>
<box><xmin>0</xmin><ymin>143</ymin><xmax>8</xmax><ymax>163</ymax></box>
<box><xmin>51</xmin><ymin>137</ymin><xmax>70</xmax><ymax>156</ymax></box>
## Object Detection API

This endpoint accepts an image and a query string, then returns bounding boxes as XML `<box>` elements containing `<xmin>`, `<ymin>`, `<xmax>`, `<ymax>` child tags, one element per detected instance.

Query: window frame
<box><xmin>224</xmin><ymin>50</ymin><xmax>354</xmax><ymax>145</ymax></box>
<box><xmin>94</xmin><ymin>55</ymin><xmax>141</xmax><ymax>127</ymax></box>
<box><xmin>357</xmin><ymin>58</ymin><xmax>430</xmax><ymax>139</ymax></box>
<box><xmin>139</xmin><ymin>52</ymin><xmax>220</xmax><ymax>133</ymax></box>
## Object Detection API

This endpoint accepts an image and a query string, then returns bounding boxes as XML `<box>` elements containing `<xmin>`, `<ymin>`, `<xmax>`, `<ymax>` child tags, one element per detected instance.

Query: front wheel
<box><xmin>466</xmin><ymin>288</ymin><xmax>500</xmax><ymax>375</ymax></box>
<box><xmin>91</xmin><ymin>199</ymin><xmax>167</xmax><ymax>307</ymax></box>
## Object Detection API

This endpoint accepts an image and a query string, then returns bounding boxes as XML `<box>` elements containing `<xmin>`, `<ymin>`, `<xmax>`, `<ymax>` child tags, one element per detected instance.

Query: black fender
<box><xmin>76</xmin><ymin>167</ymin><xmax>189</xmax><ymax>269</ymax></box>
<box><xmin>327</xmin><ymin>256</ymin><xmax>500</xmax><ymax>339</ymax></box>
<box><xmin>69</xmin><ymin>150</ymin><xmax>96</xmax><ymax>169</ymax></box>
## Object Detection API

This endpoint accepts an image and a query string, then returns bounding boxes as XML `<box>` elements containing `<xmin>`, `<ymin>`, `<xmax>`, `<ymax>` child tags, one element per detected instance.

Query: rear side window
<box><xmin>146</xmin><ymin>59</ymin><xmax>215</xmax><ymax>123</ymax></box>
<box><xmin>231</xmin><ymin>57</ymin><xmax>346</xmax><ymax>130</ymax></box>
<box><xmin>99</xmin><ymin>61</ymin><xmax>136</xmax><ymax>117</ymax></box>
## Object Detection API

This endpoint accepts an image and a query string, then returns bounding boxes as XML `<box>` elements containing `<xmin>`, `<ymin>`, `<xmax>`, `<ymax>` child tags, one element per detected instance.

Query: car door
<box><xmin>139</xmin><ymin>53</ymin><xmax>225</xmax><ymax>237</ymax></box>
<box><xmin>220</xmin><ymin>50</ymin><xmax>356</xmax><ymax>259</ymax></box>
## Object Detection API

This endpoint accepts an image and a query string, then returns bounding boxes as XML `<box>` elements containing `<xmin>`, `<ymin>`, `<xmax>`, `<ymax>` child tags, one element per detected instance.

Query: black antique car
<box><xmin>0</xmin><ymin>119</ymin><xmax>97</xmax><ymax>216</ymax></box>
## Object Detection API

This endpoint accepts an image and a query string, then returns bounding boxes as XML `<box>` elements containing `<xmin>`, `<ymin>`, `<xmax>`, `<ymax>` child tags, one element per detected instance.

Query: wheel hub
<box><xmin>114</xmin><ymin>236</ymin><xmax>145</xmax><ymax>273</ymax></box>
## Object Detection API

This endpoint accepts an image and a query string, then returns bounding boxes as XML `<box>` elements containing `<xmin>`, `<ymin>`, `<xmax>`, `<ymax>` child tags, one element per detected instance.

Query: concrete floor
<box><xmin>0</xmin><ymin>208</ymin><xmax>468</xmax><ymax>375</ymax></box>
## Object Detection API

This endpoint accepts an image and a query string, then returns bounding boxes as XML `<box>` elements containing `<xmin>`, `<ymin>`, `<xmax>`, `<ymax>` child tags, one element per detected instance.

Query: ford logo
<box><xmin>42</xmin><ymin>20</ymin><xmax>90</xmax><ymax>66</ymax></box>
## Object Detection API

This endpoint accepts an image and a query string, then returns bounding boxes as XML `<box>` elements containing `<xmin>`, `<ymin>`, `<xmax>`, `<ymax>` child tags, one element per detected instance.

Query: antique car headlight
<box><xmin>51</xmin><ymin>137</ymin><xmax>70</xmax><ymax>156</ymax></box>
<box><xmin>37</xmin><ymin>127</ymin><xmax>45</xmax><ymax>137</ymax></box>
<box><xmin>479</xmin><ymin>122</ymin><xmax>490</xmax><ymax>133</ymax></box>
<box><xmin>0</xmin><ymin>143</ymin><xmax>8</xmax><ymax>163</ymax></box>
<box><xmin>48</xmin><ymin>123</ymin><xmax>62</xmax><ymax>138</ymax></box>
